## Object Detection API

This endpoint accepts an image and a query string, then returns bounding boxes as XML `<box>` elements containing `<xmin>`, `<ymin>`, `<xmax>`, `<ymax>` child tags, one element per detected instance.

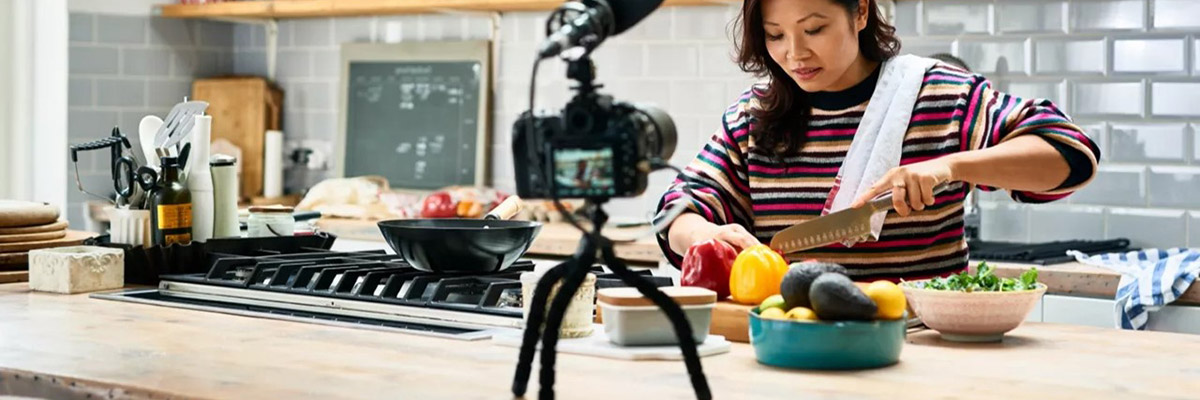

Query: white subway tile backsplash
<box><xmin>419</xmin><ymin>15</ymin><xmax>466</xmax><ymax>41</ymax></box>
<box><xmin>146</xmin><ymin>80</ymin><xmax>192</xmax><ymax>107</ymax></box>
<box><xmin>283</xmin><ymin>109</ymin><xmax>306</xmax><ymax>138</ymax></box>
<box><xmin>465</xmin><ymin>16</ymin><xmax>493</xmax><ymax>40</ymax></box>
<box><xmin>1113</xmin><ymin>38</ymin><xmax>1187</xmax><ymax>73</ymax></box>
<box><xmin>122</xmin><ymin>48</ymin><xmax>172</xmax><ymax>76</ymax></box>
<box><xmin>70</xmin><ymin>46</ymin><xmax>119</xmax><ymax>75</ymax></box>
<box><xmin>1194</xmin><ymin>124</ymin><xmax>1200</xmax><ymax>162</ymax></box>
<box><xmin>892</xmin><ymin>0</ymin><xmax>920</xmax><ymax>35</ymax></box>
<box><xmin>670</xmin><ymin>79</ymin><xmax>731</xmax><ymax>115</ymax></box>
<box><xmin>645</xmin><ymin>43</ymin><xmax>700</xmax><ymax>78</ymax></box>
<box><xmin>1070</xmin><ymin>0</ymin><xmax>1145</xmax><ymax>32</ymax></box>
<box><xmin>1109</xmin><ymin>124</ymin><xmax>1188</xmax><ymax>163</ymax></box>
<box><xmin>95</xmin><ymin>79</ymin><xmax>145</xmax><ymax>107</ymax></box>
<box><xmin>699</xmin><ymin>43</ymin><xmax>743</xmax><ymax>78</ymax></box>
<box><xmin>1191</xmin><ymin>212</ymin><xmax>1200</xmax><ymax>248</ymax></box>
<box><xmin>980</xmin><ymin>202</ymin><xmax>1030</xmax><ymax>242</ymax></box>
<box><xmin>955</xmin><ymin>40</ymin><xmax>1028</xmax><ymax>74</ymax></box>
<box><xmin>67</xmin><ymin>109</ymin><xmax>118</xmax><ymax>140</ymax></box>
<box><xmin>1034</xmin><ymin>39</ymin><xmax>1105</xmax><ymax>74</ymax></box>
<box><xmin>1008</xmin><ymin>81</ymin><xmax>1066</xmax><ymax>105</ymax></box>
<box><xmin>276</xmin><ymin>49</ymin><xmax>312</xmax><ymax>79</ymax></box>
<box><xmin>1078</xmin><ymin>123</ymin><xmax>1109</xmax><ymax>155</ymax></box>
<box><xmin>624</xmin><ymin>7</ymin><xmax>674</xmax><ymax>40</ymax></box>
<box><xmin>1146</xmin><ymin>166</ymin><xmax>1200</xmax><ymax>208</ymax></box>
<box><xmin>924</xmin><ymin>3</ymin><xmax>991</xmax><ymax>35</ymax></box>
<box><xmin>1108</xmin><ymin>208</ymin><xmax>1188</xmax><ymax>248</ymax></box>
<box><xmin>293</xmin><ymin>19</ymin><xmax>333</xmax><ymax>47</ymax></box>
<box><xmin>1153</xmin><ymin>0</ymin><xmax>1200</xmax><ymax>29</ymax></box>
<box><xmin>232</xmin><ymin>23</ymin><xmax>262</xmax><ymax>48</ymax></box>
<box><xmin>1030</xmin><ymin>205</ymin><xmax>1107</xmax><ymax>241</ymax></box>
<box><xmin>672</xmin><ymin>6</ymin><xmax>735</xmax><ymax>41</ymax></box>
<box><xmin>592</xmin><ymin>43</ymin><xmax>646</xmax><ymax>78</ymax></box>
<box><xmin>232</xmin><ymin>50</ymin><xmax>267</xmax><ymax>76</ymax></box>
<box><xmin>1151</xmin><ymin>82</ymin><xmax>1200</xmax><ymax>117</ymax></box>
<box><xmin>605</xmin><ymin>80</ymin><xmax>672</xmax><ymax>111</ymax></box>
<box><xmin>997</xmin><ymin>1</ymin><xmax>1065</xmax><ymax>33</ymax></box>
<box><xmin>1072</xmin><ymin>166</ymin><xmax>1146</xmax><ymax>207</ymax></box>
<box><xmin>312</xmin><ymin>49</ymin><xmax>339</xmax><ymax>78</ymax></box>
<box><xmin>306</xmin><ymin>111</ymin><xmax>337</xmax><ymax>140</ymax></box>
<box><xmin>901</xmin><ymin>39</ymin><xmax>955</xmax><ymax>58</ymax></box>
<box><xmin>149</xmin><ymin>17</ymin><xmax>196</xmax><ymax>47</ymax></box>
<box><xmin>69</xmin><ymin>79</ymin><xmax>92</xmax><ymax>107</ymax></box>
<box><xmin>376</xmin><ymin>16</ymin><xmax>421</xmax><ymax>43</ymax></box>
<box><xmin>1194</xmin><ymin>39</ymin><xmax>1199</xmax><ymax>75</ymax></box>
<box><xmin>96</xmin><ymin>15</ymin><xmax>147</xmax><ymax>44</ymax></box>
<box><xmin>198</xmin><ymin>21</ymin><xmax>234</xmax><ymax>48</ymax></box>
<box><xmin>334</xmin><ymin>17</ymin><xmax>374</xmax><ymax>44</ymax></box>
<box><xmin>1072</xmin><ymin>81</ymin><xmax>1144</xmax><ymax>116</ymax></box>
<box><xmin>70</xmin><ymin>14</ymin><xmax>93</xmax><ymax>43</ymax></box>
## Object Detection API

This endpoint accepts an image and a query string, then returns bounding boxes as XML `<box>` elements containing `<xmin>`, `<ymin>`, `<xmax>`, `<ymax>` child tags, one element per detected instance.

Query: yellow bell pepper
<box><xmin>729</xmin><ymin>245</ymin><xmax>789</xmax><ymax>305</ymax></box>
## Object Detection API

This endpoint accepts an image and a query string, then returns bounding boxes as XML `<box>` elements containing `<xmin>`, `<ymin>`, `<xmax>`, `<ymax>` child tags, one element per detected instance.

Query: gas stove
<box><xmin>93</xmin><ymin>249</ymin><xmax>670</xmax><ymax>340</ymax></box>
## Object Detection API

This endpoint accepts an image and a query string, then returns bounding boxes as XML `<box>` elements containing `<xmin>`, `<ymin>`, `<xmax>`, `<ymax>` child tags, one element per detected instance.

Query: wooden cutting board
<box><xmin>0</xmin><ymin>252</ymin><xmax>28</xmax><ymax>266</ymax></box>
<box><xmin>710</xmin><ymin>301</ymin><xmax>753</xmax><ymax>343</ymax></box>
<box><xmin>0</xmin><ymin>230</ymin><xmax>66</xmax><ymax>244</ymax></box>
<box><xmin>0</xmin><ymin>201</ymin><xmax>59</xmax><ymax>228</ymax></box>
<box><xmin>0</xmin><ymin>271</ymin><xmax>28</xmax><ymax>283</ymax></box>
<box><xmin>0</xmin><ymin>230</ymin><xmax>94</xmax><ymax>253</ymax></box>
<box><xmin>0</xmin><ymin>220</ymin><xmax>68</xmax><ymax>235</ymax></box>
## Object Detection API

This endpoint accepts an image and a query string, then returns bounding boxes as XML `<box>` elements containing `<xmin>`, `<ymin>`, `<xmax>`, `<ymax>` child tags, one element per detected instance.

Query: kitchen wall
<box><xmin>66</xmin><ymin>0</ymin><xmax>1198</xmax><ymax>248</ymax></box>
<box><xmin>66</xmin><ymin>12</ymin><xmax>233</xmax><ymax>226</ymax></box>
<box><xmin>893</xmin><ymin>0</ymin><xmax>1200</xmax><ymax>248</ymax></box>
<box><xmin>226</xmin><ymin>5</ymin><xmax>759</xmax><ymax>221</ymax></box>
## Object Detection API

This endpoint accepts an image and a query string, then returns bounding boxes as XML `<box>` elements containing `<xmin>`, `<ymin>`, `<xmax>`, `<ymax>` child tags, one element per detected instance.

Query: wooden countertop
<box><xmin>2</xmin><ymin>283</ymin><xmax>1198</xmax><ymax>399</ymax></box>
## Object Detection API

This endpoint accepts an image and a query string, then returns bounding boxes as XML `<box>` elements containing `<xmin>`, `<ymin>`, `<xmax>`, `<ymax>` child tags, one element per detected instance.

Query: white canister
<box><xmin>247</xmin><ymin>205</ymin><xmax>294</xmax><ymax>237</ymax></box>
<box><xmin>106</xmin><ymin>207</ymin><xmax>152</xmax><ymax>248</ymax></box>
<box><xmin>210</xmin><ymin>155</ymin><xmax>240</xmax><ymax>238</ymax></box>
<box><xmin>520</xmin><ymin>270</ymin><xmax>596</xmax><ymax>338</ymax></box>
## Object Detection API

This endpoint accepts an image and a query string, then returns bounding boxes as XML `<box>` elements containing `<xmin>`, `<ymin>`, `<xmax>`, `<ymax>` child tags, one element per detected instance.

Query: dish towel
<box><xmin>1067</xmin><ymin>248</ymin><xmax>1200</xmax><ymax>330</ymax></box>
<box><xmin>823</xmin><ymin>54</ymin><xmax>940</xmax><ymax>244</ymax></box>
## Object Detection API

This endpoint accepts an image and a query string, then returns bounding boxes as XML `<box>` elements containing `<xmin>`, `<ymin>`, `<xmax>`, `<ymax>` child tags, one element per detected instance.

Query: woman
<box><xmin>657</xmin><ymin>0</ymin><xmax>1099</xmax><ymax>281</ymax></box>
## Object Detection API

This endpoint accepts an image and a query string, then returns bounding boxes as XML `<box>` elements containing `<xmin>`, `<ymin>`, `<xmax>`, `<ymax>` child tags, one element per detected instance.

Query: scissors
<box><xmin>69</xmin><ymin>127</ymin><xmax>159</xmax><ymax>208</ymax></box>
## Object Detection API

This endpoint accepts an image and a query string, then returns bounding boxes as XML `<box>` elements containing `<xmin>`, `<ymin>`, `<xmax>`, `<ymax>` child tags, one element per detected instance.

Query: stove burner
<box><xmin>969</xmin><ymin>238</ymin><xmax>1133</xmax><ymax>265</ymax></box>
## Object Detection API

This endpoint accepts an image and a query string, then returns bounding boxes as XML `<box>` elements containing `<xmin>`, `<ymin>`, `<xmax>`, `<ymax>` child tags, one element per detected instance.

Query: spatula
<box><xmin>770</xmin><ymin>194</ymin><xmax>895</xmax><ymax>254</ymax></box>
<box><xmin>153</xmin><ymin>100</ymin><xmax>209</xmax><ymax>150</ymax></box>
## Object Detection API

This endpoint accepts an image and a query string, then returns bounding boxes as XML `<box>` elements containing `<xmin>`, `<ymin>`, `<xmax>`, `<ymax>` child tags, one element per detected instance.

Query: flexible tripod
<box><xmin>510</xmin><ymin>204</ymin><xmax>712</xmax><ymax>400</ymax></box>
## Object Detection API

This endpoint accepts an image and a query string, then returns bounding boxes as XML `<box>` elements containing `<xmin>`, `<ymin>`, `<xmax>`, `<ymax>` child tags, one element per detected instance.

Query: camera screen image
<box><xmin>552</xmin><ymin>148</ymin><xmax>616</xmax><ymax>196</ymax></box>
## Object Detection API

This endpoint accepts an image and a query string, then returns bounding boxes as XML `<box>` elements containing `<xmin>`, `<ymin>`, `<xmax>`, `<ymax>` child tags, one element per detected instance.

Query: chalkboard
<box><xmin>336</xmin><ymin>41</ymin><xmax>491</xmax><ymax>190</ymax></box>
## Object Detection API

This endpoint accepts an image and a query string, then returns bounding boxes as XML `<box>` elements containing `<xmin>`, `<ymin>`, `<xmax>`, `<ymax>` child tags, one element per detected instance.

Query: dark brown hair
<box><xmin>734</xmin><ymin>0</ymin><xmax>901</xmax><ymax>156</ymax></box>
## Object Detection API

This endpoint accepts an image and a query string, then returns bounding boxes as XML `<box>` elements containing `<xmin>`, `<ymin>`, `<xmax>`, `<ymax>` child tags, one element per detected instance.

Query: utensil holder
<box><xmin>106</xmin><ymin>207</ymin><xmax>152</xmax><ymax>248</ymax></box>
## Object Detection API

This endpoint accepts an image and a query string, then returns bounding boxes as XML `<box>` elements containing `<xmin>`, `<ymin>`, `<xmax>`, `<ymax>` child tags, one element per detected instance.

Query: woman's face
<box><xmin>761</xmin><ymin>0</ymin><xmax>870</xmax><ymax>93</ymax></box>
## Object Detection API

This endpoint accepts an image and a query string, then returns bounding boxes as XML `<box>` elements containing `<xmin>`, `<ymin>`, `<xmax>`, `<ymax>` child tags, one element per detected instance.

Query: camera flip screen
<box><xmin>552</xmin><ymin>148</ymin><xmax>616</xmax><ymax>197</ymax></box>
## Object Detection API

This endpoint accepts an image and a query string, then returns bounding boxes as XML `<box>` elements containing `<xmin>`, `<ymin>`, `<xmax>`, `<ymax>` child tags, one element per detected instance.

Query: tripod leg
<box><xmin>536</xmin><ymin>247</ymin><xmax>596</xmax><ymax>400</ymax></box>
<box><xmin>511</xmin><ymin>259</ymin><xmax>571</xmax><ymax>397</ymax></box>
<box><xmin>601</xmin><ymin>242</ymin><xmax>712</xmax><ymax>400</ymax></box>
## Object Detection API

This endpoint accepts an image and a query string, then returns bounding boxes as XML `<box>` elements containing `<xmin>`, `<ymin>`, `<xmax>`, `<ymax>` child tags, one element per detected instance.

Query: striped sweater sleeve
<box><xmin>959</xmin><ymin>74</ymin><xmax>1101</xmax><ymax>203</ymax></box>
<box><xmin>654</xmin><ymin>93</ymin><xmax>756</xmax><ymax>266</ymax></box>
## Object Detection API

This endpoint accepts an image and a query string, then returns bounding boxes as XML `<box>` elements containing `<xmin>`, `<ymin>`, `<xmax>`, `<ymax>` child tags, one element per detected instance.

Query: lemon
<box><xmin>759</xmin><ymin>307</ymin><xmax>787</xmax><ymax>320</ymax></box>
<box><xmin>759</xmin><ymin>294</ymin><xmax>787</xmax><ymax>312</ymax></box>
<box><xmin>864</xmin><ymin>280</ymin><xmax>907</xmax><ymax>320</ymax></box>
<box><xmin>784</xmin><ymin>307</ymin><xmax>817</xmax><ymax>321</ymax></box>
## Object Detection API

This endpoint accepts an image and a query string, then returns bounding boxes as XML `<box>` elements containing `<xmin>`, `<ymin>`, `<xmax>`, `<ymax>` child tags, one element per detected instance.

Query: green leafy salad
<box><xmin>916</xmin><ymin>263</ymin><xmax>1040</xmax><ymax>292</ymax></box>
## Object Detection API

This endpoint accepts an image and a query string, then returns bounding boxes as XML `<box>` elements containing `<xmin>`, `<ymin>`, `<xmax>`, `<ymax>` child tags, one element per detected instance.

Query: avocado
<box><xmin>779</xmin><ymin>262</ymin><xmax>849</xmax><ymax>309</ymax></box>
<box><xmin>809</xmin><ymin>272</ymin><xmax>877</xmax><ymax>321</ymax></box>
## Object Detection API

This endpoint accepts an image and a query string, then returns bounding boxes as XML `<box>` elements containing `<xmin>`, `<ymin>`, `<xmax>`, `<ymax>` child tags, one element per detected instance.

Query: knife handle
<box><xmin>867</xmin><ymin>182</ymin><xmax>955</xmax><ymax>212</ymax></box>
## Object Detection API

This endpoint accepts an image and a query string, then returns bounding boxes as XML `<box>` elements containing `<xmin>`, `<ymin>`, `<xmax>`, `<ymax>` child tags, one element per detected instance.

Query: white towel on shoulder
<box><xmin>822</xmin><ymin>54</ymin><xmax>940</xmax><ymax>244</ymax></box>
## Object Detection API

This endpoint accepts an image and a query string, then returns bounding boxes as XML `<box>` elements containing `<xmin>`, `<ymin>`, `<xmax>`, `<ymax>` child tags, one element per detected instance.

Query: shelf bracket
<box><xmin>265</xmin><ymin>19</ymin><xmax>278</xmax><ymax>81</ymax></box>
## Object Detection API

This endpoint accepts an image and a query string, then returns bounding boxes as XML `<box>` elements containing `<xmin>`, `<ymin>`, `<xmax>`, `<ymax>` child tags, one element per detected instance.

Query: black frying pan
<box><xmin>377</xmin><ymin>196</ymin><xmax>542</xmax><ymax>273</ymax></box>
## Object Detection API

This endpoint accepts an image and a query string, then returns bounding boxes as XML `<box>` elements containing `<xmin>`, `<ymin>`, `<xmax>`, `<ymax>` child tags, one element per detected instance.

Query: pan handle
<box><xmin>484</xmin><ymin>195</ymin><xmax>523</xmax><ymax>221</ymax></box>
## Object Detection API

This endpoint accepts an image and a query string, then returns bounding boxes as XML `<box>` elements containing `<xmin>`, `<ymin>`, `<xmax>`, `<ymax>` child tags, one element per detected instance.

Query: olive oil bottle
<box><xmin>151</xmin><ymin>156</ymin><xmax>193</xmax><ymax>246</ymax></box>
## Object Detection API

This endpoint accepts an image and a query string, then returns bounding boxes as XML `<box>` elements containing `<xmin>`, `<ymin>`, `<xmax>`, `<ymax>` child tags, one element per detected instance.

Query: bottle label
<box><xmin>157</xmin><ymin>204</ymin><xmax>193</xmax><ymax>230</ymax></box>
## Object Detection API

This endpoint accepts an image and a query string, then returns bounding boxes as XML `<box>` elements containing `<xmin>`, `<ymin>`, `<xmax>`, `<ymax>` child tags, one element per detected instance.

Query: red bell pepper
<box><xmin>680</xmin><ymin>239</ymin><xmax>739</xmax><ymax>299</ymax></box>
<box><xmin>420</xmin><ymin>192</ymin><xmax>457</xmax><ymax>218</ymax></box>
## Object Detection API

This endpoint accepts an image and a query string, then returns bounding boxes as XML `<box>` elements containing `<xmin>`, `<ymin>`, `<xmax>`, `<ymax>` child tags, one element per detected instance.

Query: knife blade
<box><xmin>769</xmin><ymin>194</ymin><xmax>895</xmax><ymax>254</ymax></box>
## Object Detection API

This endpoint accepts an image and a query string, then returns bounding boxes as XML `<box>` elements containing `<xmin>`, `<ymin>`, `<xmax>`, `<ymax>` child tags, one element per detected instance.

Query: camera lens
<box><xmin>631</xmin><ymin>103</ymin><xmax>677</xmax><ymax>161</ymax></box>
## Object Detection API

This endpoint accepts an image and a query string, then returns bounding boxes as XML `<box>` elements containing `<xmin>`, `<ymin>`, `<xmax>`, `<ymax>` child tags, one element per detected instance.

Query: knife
<box><xmin>770</xmin><ymin>193</ymin><xmax>895</xmax><ymax>254</ymax></box>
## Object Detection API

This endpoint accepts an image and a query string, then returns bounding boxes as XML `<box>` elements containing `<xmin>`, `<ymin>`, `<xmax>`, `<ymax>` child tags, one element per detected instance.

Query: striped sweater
<box><xmin>656</xmin><ymin>62</ymin><xmax>1101</xmax><ymax>281</ymax></box>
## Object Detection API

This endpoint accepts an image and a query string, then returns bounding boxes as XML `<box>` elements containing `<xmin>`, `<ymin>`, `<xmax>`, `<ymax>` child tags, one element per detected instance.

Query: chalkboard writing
<box><xmin>342</xmin><ymin>61</ymin><xmax>482</xmax><ymax>189</ymax></box>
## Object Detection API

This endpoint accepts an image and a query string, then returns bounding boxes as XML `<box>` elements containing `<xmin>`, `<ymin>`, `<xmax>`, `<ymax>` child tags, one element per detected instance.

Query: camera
<box><xmin>512</xmin><ymin>91</ymin><xmax>677</xmax><ymax>199</ymax></box>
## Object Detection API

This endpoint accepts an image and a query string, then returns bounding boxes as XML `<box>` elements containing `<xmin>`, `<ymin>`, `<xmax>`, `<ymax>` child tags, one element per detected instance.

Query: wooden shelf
<box><xmin>158</xmin><ymin>0</ymin><xmax>735</xmax><ymax>20</ymax></box>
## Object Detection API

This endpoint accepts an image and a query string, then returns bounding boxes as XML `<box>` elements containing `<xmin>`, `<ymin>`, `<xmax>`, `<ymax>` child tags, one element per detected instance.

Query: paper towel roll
<box><xmin>264</xmin><ymin>130</ymin><xmax>283</xmax><ymax>198</ymax></box>
<box><xmin>189</xmin><ymin>115</ymin><xmax>215</xmax><ymax>242</ymax></box>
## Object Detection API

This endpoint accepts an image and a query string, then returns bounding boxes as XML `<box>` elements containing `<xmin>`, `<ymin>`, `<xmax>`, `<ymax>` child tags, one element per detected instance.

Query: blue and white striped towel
<box><xmin>1067</xmin><ymin>248</ymin><xmax>1200</xmax><ymax>330</ymax></box>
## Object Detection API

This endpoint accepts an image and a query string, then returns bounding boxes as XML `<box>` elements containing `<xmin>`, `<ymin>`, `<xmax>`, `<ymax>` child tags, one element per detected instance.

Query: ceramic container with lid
<box><xmin>596</xmin><ymin>286</ymin><xmax>717</xmax><ymax>346</ymax></box>
<box><xmin>247</xmin><ymin>205</ymin><xmax>294</xmax><ymax>237</ymax></box>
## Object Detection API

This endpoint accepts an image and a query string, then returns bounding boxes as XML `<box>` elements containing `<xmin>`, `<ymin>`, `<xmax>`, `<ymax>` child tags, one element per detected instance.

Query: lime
<box><xmin>759</xmin><ymin>294</ymin><xmax>787</xmax><ymax>312</ymax></box>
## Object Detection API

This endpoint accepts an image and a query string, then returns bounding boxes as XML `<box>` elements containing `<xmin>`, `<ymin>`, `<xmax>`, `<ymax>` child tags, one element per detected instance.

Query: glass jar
<box><xmin>247</xmin><ymin>205</ymin><xmax>295</xmax><ymax>237</ymax></box>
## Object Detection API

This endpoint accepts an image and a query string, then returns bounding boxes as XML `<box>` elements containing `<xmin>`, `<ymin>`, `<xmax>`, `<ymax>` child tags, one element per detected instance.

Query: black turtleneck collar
<box><xmin>808</xmin><ymin>63</ymin><xmax>881</xmax><ymax>111</ymax></box>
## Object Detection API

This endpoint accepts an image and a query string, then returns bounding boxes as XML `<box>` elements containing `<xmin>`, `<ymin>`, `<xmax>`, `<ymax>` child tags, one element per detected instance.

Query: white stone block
<box><xmin>28</xmin><ymin>246</ymin><xmax>124</xmax><ymax>294</ymax></box>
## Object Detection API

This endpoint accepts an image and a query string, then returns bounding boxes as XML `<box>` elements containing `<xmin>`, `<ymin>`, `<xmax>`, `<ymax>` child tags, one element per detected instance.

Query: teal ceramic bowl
<box><xmin>748</xmin><ymin>308</ymin><xmax>905</xmax><ymax>370</ymax></box>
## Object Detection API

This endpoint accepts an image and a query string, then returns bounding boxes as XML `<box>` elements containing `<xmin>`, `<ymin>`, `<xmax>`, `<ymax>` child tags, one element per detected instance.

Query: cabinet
<box><xmin>1041</xmin><ymin>294</ymin><xmax>1200</xmax><ymax>335</ymax></box>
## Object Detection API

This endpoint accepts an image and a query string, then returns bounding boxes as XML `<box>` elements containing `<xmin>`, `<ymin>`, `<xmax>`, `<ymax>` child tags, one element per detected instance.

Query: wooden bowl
<box><xmin>900</xmin><ymin>282</ymin><xmax>1046</xmax><ymax>342</ymax></box>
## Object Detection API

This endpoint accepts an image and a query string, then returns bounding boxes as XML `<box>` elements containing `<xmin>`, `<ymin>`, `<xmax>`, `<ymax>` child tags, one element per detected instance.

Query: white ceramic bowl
<box><xmin>900</xmin><ymin>282</ymin><xmax>1047</xmax><ymax>342</ymax></box>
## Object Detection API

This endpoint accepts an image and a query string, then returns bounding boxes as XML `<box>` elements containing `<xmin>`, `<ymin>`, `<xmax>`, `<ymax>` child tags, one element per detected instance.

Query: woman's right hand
<box><xmin>695</xmin><ymin>223</ymin><xmax>760</xmax><ymax>252</ymax></box>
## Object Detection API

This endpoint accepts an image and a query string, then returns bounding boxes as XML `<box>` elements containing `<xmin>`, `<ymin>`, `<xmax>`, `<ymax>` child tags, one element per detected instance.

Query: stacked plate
<box><xmin>0</xmin><ymin>201</ymin><xmax>90</xmax><ymax>269</ymax></box>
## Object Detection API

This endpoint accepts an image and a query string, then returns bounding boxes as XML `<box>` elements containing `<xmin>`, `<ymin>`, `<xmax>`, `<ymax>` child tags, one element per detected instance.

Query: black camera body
<box><xmin>513</xmin><ymin>90</ymin><xmax>676</xmax><ymax>200</ymax></box>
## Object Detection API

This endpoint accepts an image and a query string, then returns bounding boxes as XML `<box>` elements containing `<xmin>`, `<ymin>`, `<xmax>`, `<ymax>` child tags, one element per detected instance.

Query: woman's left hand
<box><xmin>851</xmin><ymin>158</ymin><xmax>956</xmax><ymax>216</ymax></box>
